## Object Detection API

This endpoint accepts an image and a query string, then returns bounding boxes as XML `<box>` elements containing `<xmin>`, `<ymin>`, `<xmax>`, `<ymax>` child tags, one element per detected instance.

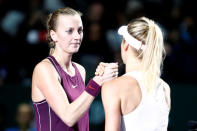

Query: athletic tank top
<box><xmin>120</xmin><ymin>71</ymin><xmax>170</xmax><ymax>131</ymax></box>
<box><xmin>33</xmin><ymin>55</ymin><xmax>89</xmax><ymax>131</ymax></box>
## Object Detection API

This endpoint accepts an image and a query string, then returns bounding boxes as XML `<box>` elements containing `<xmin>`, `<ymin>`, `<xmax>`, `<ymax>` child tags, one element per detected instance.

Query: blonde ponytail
<box><xmin>127</xmin><ymin>17</ymin><xmax>165</xmax><ymax>92</ymax></box>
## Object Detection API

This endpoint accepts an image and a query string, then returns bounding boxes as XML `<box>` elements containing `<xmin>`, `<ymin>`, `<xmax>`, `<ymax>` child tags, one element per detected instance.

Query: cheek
<box><xmin>80</xmin><ymin>33</ymin><xmax>83</xmax><ymax>42</ymax></box>
<box><xmin>59</xmin><ymin>34</ymin><xmax>71</xmax><ymax>43</ymax></box>
<box><xmin>57</xmin><ymin>35</ymin><xmax>70</xmax><ymax>48</ymax></box>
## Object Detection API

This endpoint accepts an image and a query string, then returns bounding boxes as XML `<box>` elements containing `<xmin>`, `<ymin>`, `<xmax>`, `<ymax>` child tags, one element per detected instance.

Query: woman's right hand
<box><xmin>94</xmin><ymin>62</ymin><xmax>118</xmax><ymax>85</ymax></box>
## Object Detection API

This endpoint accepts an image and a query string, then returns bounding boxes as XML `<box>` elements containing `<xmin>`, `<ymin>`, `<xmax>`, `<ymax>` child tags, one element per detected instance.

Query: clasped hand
<box><xmin>95</xmin><ymin>62</ymin><xmax>118</xmax><ymax>83</ymax></box>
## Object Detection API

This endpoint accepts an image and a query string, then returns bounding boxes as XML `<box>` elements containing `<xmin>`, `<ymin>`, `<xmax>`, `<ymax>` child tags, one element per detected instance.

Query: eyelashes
<box><xmin>65</xmin><ymin>29</ymin><xmax>73</xmax><ymax>34</ymax></box>
<box><xmin>78</xmin><ymin>28</ymin><xmax>83</xmax><ymax>34</ymax></box>
<box><xmin>65</xmin><ymin>28</ymin><xmax>83</xmax><ymax>35</ymax></box>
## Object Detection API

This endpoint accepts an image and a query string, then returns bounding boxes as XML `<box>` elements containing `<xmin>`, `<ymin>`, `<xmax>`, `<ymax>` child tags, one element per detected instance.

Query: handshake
<box><xmin>94</xmin><ymin>62</ymin><xmax>119</xmax><ymax>84</ymax></box>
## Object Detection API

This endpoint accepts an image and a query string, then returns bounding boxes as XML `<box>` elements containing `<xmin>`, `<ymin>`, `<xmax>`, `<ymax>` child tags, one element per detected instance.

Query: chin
<box><xmin>71</xmin><ymin>48</ymin><xmax>80</xmax><ymax>54</ymax></box>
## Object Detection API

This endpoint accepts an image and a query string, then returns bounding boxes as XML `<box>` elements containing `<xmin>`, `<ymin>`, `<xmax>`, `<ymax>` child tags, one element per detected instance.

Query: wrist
<box><xmin>92</xmin><ymin>76</ymin><xmax>103</xmax><ymax>86</ymax></box>
<box><xmin>85</xmin><ymin>79</ymin><xmax>101</xmax><ymax>97</ymax></box>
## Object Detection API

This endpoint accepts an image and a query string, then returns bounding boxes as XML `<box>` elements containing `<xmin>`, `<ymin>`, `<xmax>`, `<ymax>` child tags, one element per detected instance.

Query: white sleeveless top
<box><xmin>120</xmin><ymin>71</ymin><xmax>170</xmax><ymax>131</ymax></box>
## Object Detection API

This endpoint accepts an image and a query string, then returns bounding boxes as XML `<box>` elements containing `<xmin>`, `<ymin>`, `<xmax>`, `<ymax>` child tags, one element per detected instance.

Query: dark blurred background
<box><xmin>0</xmin><ymin>0</ymin><xmax>197</xmax><ymax>131</ymax></box>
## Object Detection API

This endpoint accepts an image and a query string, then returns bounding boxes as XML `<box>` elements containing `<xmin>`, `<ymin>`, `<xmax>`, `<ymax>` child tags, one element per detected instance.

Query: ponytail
<box><xmin>127</xmin><ymin>17</ymin><xmax>165</xmax><ymax>92</ymax></box>
<box><xmin>141</xmin><ymin>17</ymin><xmax>165</xmax><ymax>92</ymax></box>
<box><xmin>46</xmin><ymin>13</ymin><xmax>55</xmax><ymax>55</ymax></box>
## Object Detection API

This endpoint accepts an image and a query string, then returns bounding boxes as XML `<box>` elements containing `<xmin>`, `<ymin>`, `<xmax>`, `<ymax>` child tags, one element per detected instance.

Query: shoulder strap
<box><xmin>124</xmin><ymin>71</ymin><xmax>144</xmax><ymax>94</ymax></box>
<box><xmin>71</xmin><ymin>62</ymin><xmax>80</xmax><ymax>76</ymax></box>
<box><xmin>47</xmin><ymin>55</ymin><xmax>63</xmax><ymax>81</ymax></box>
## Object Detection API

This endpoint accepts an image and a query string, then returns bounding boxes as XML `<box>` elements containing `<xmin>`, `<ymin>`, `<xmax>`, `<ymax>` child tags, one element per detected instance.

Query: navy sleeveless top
<box><xmin>33</xmin><ymin>55</ymin><xmax>89</xmax><ymax>131</ymax></box>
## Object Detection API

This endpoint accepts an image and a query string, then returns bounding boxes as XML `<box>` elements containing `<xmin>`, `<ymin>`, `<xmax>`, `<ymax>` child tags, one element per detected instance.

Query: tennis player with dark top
<box><xmin>31</xmin><ymin>7</ymin><xmax>118</xmax><ymax>131</ymax></box>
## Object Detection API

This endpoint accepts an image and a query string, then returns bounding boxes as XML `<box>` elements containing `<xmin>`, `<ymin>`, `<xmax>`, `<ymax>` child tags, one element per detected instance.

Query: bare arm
<box><xmin>32</xmin><ymin>61</ymin><xmax>100</xmax><ymax>127</ymax></box>
<box><xmin>101</xmin><ymin>82</ymin><xmax>121</xmax><ymax>131</ymax></box>
<box><xmin>32</xmin><ymin>61</ymin><xmax>118</xmax><ymax>127</ymax></box>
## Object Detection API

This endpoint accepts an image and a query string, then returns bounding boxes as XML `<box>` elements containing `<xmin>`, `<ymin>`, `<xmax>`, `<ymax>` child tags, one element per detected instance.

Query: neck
<box><xmin>52</xmin><ymin>51</ymin><xmax>72</xmax><ymax>69</ymax></box>
<box><xmin>125</xmin><ymin>57</ymin><xmax>142</xmax><ymax>73</ymax></box>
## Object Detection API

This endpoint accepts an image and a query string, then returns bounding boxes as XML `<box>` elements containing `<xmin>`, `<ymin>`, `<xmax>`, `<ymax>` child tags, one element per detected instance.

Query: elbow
<box><xmin>63</xmin><ymin>115</ymin><xmax>77</xmax><ymax>127</ymax></box>
<box><xmin>60</xmin><ymin>106</ymin><xmax>79</xmax><ymax>127</ymax></box>
<box><xmin>65</xmin><ymin>120</ymin><xmax>75</xmax><ymax>127</ymax></box>
<box><xmin>65</xmin><ymin>121</ymin><xmax>75</xmax><ymax>127</ymax></box>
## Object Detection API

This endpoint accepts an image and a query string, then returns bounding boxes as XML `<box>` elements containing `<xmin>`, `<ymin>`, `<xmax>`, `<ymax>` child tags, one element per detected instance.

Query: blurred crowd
<box><xmin>0</xmin><ymin>0</ymin><xmax>196</xmax><ymax>130</ymax></box>
<box><xmin>0</xmin><ymin>0</ymin><xmax>196</xmax><ymax>86</ymax></box>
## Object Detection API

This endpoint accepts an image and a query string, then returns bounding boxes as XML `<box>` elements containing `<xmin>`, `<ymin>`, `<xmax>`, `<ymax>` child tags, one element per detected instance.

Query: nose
<box><xmin>73</xmin><ymin>31</ymin><xmax>81</xmax><ymax>40</ymax></box>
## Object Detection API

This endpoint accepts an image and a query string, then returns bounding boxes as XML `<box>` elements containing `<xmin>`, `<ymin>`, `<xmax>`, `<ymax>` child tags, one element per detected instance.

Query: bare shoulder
<box><xmin>102</xmin><ymin>75</ymin><xmax>139</xmax><ymax>98</ymax></box>
<box><xmin>32</xmin><ymin>58</ymin><xmax>61</xmax><ymax>89</ymax></box>
<box><xmin>101</xmin><ymin>75</ymin><xmax>141</xmax><ymax>116</ymax></box>
<box><xmin>102</xmin><ymin>76</ymin><xmax>123</xmax><ymax>94</ymax></box>
<box><xmin>102</xmin><ymin>75</ymin><xmax>139</xmax><ymax>92</ymax></box>
<box><xmin>33</xmin><ymin>59</ymin><xmax>52</xmax><ymax>73</ymax></box>
<box><xmin>102</xmin><ymin>77</ymin><xmax>122</xmax><ymax>102</ymax></box>
<box><xmin>32</xmin><ymin>58</ymin><xmax>57</xmax><ymax>102</ymax></box>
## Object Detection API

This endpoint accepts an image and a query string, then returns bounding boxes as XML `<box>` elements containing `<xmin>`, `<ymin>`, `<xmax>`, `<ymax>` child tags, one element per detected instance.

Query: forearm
<box><xmin>63</xmin><ymin>91</ymin><xmax>94</xmax><ymax>126</ymax></box>
<box><xmin>62</xmin><ymin>78</ymin><xmax>101</xmax><ymax>126</ymax></box>
<box><xmin>60</xmin><ymin>63</ymin><xmax>117</xmax><ymax>126</ymax></box>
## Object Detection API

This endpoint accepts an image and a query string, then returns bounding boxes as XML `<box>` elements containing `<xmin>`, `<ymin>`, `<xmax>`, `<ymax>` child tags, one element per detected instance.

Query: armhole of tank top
<box><xmin>122</xmin><ymin>72</ymin><xmax>144</xmax><ymax>117</ymax></box>
<box><xmin>72</xmin><ymin>62</ymin><xmax>84</xmax><ymax>82</ymax></box>
<box><xmin>125</xmin><ymin>72</ymin><xmax>143</xmax><ymax>93</ymax></box>
<box><xmin>33</xmin><ymin>99</ymin><xmax>47</xmax><ymax>104</ymax></box>
<box><xmin>71</xmin><ymin>62</ymin><xmax>78</xmax><ymax>75</ymax></box>
<box><xmin>47</xmin><ymin>56</ymin><xmax>63</xmax><ymax>82</ymax></box>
